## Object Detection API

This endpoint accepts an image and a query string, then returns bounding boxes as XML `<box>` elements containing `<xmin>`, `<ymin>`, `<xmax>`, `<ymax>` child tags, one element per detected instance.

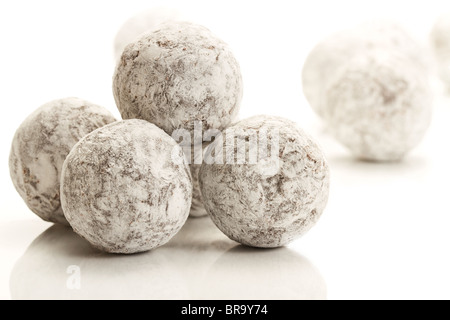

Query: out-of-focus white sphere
<box><xmin>303</xmin><ymin>20</ymin><xmax>430</xmax><ymax>118</ymax></box>
<box><xmin>114</xmin><ymin>8</ymin><xmax>184</xmax><ymax>60</ymax></box>
<box><xmin>430</xmin><ymin>12</ymin><xmax>450</xmax><ymax>89</ymax></box>
<box><xmin>302</xmin><ymin>20</ymin><xmax>433</xmax><ymax>161</ymax></box>
<box><xmin>323</xmin><ymin>50</ymin><xmax>432</xmax><ymax>161</ymax></box>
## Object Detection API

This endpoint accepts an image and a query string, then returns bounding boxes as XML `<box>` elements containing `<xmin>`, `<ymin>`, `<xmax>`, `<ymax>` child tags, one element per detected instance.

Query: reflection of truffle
<box><xmin>10</xmin><ymin>225</ymin><xmax>188</xmax><ymax>300</ymax></box>
<box><xmin>324</xmin><ymin>51</ymin><xmax>432</xmax><ymax>161</ymax></box>
<box><xmin>199</xmin><ymin>116</ymin><xmax>330</xmax><ymax>248</ymax></box>
<box><xmin>303</xmin><ymin>21</ymin><xmax>429</xmax><ymax>118</ymax></box>
<box><xmin>431</xmin><ymin>13</ymin><xmax>450</xmax><ymax>88</ymax></box>
<box><xmin>114</xmin><ymin>8</ymin><xmax>183</xmax><ymax>60</ymax></box>
<box><xmin>113</xmin><ymin>22</ymin><xmax>243</xmax><ymax>138</ymax></box>
<box><xmin>9</xmin><ymin>98</ymin><xmax>116</xmax><ymax>225</ymax></box>
<box><xmin>201</xmin><ymin>246</ymin><xmax>327</xmax><ymax>300</ymax></box>
<box><xmin>61</xmin><ymin>120</ymin><xmax>192</xmax><ymax>254</ymax></box>
<box><xmin>10</xmin><ymin>219</ymin><xmax>324</xmax><ymax>300</ymax></box>
<box><xmin>162</xmin><ymin>217</ymin><xmax>238</xmax><ymax>295</ymax></box>
<box><xmin>10</xmin><ymin>217</ymin><xmax>235</xmax><ymax>300</ymax></box>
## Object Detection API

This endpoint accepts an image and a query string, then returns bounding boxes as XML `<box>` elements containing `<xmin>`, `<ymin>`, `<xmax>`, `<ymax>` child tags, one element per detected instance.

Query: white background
<box><xmin>1</xmin><ymin>0</ymin><xmax>450</xmax><ymax>300</ymax></box>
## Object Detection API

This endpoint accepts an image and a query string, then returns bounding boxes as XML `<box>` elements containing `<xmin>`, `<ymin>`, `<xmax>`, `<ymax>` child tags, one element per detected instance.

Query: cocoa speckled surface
<box><xmin>9</xmin><ymin>98</ymin><xmax>116</xmax><ymax>225</ymax></box>
<box><xmin>188</xmin><ymin>164</ymin><xmax>206</xmax><ymax>217</ymax></box>
<box><xmin>61</xmin><ymin>120</ymin><xmax>192</xmax><ymax>254</ymax></box>
<box><xmin>199</xmin><ymin>116</ymin><xmax>330</xmax><ymax>248</ymax></box>
<box><xmin>113</xmin><ymin>21</ymin><xmax>243</xmax><ymax>138</ymax></box>
<box><xmin>182</xmin><ymin>143</ymin><xmax>210</xmax><ymax>218</ymax></box>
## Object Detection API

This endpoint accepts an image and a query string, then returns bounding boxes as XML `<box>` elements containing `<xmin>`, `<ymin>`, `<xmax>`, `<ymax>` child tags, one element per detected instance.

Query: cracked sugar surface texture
<box><xmin>61</xmin><ymin>120</ymin><xmax>192</xmax><ymax>254</ymax></box>
<box><xmin>113</xmin><ymin>21</ymin><xmax>243</xmax><ymax>138</ymax></box>
<box><xmin>199</xmin><ymin>116</ymin><xmax>330</xmax><ymax>248</ymax></box>
<box><xmin>9</xmin><ymin>98</ymin><xmax>117</xmax><ymax>225</ymax></box>
<box><xmin>189</xmin><ymin>164</ymin><xmax>207</xmax><ymax>217</ymax></box>
<box><xmin>182</xmin><ymin>143</ymin><xmax>210</xmax><ymax>218</ymax></box>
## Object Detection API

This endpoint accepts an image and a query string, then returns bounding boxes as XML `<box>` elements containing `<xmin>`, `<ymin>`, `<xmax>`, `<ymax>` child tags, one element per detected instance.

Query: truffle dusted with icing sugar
<box><xmin>324</xmin><ymin>50</ymin><xmax>432</xmax><ymax>161</ymax></box>
<box><xmin>61</xmin><ymin>120</ymin><xmax>192</xmax><ymax>254</ymax></box>
<box><xmin>114</xmin><ymin>7</ymin><xmax>184</xmax><ymax>60</ymax></box>
<box><xmin>182</xmin><ymin>143</ymin><xmax>209</xmax><ymax>218</ymax></box>
<box><xmin>199</xmin><ymin>116</ymin><xmax>330</xmax><ymax>248</ymax></box>
<box><xmin>302</xmin><ymin>21</ymin><xmax>430</xmax><ymax>118</ymax></box>
<box><xmin>113</xmin><ymin>21</ymin><xmax>243</xmax><ymax>139</ymax></box>
<box><xmin>189</xmin><ymin>164</ymin><xmax>206</xmax><ymax>217</ymax></box>
<box><xmin>9</xmin><ymin>98</ymin><xmax>117</xmax><ymax>225</ymax></box>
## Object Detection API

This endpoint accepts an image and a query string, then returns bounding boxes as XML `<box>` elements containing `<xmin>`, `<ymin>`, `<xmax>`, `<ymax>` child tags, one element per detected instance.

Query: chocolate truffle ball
<box><xmin>61</xmin><ymin>120</ymin><xmax>192</xmax><ymax>254</ymax></box>
<box><xmin>113</xmin><ymin>21</ymin><xmax>243</xmax><ymax>138</ymax></box>
<box><xmin>182</xmin><ymin>143</ymin><xmax>210</xmax><ymax>218</ymax></box>
<box><xmin>302</xmin><ymin>21</ymin><xmax>429</xmax><ymax>118</ymax></box>
<box><xmin>9</xmin><ymin>98</ymin><xmax>116</xmax><ymax>225</ymax></box>
<box><xmin>324</xmin><ymin>50</ymin><xmax>432</xmax><ymax>161</ymax></box>
<box><xmin>114</xmin><ymin>8</ymin><xmax>183</xmax><ymax>60</ymax></box>
<box><xmin>199</xmin><ymin>116</ymin><xmax>330</xmax><ymax>248</ymax></box>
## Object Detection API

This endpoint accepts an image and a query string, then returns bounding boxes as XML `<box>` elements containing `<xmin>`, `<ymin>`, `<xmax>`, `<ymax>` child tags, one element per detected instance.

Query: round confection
<box><xmin>302</xmin><ymin>30</ymin><xmax>360</xmax><ymax>118</ymax></box>
<box><xmin>182</xmin><ymin>143</ymin><xmax>210</xmax><ymax>218</ymax></box>
<box><xmin>302</xmin><ymin>21</ymin><xmax>429</xmax><ymax>117</ymax></box>
<box><xmin>61</xmin><ymin>120</ymin><xmax>192</xmax><ymax>254</ymax></box>
<box><xmin>113</xmin><ymin>21</ymin><xmax>243</xmax><ymax>139</ymax></box>
<box><xmin>114</xmin><ymin>7</ymin><xmax>183</xmax><ymax>60</ymax></box>
<box><xmin>9</xmin><ymin>98</ymin><xmax>116</xmax><ymax>225</ymax></box>
<box><xmin>199</xmin><ymin>115</ymin><xmax>330</xmax><ymax>248</ymax></box>
<box><xmin>430</xmin><ymin>12</ymin><xmax>450</xmax><ymax>88</ymax></box>
<box><xmin>324</xmin><ymin>50</ymin><xmax>432</xmax><ymax>161</ymax></box>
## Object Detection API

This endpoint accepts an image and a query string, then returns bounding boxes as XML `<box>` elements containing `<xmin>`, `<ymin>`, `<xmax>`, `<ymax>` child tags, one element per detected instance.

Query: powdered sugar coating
<box><xmin>430</xmin><ymin>13</ymin><xmax>450</xmax><ymax>88</ymax></box>
<box><xmin>61</xmin><ymin>120</ymin><xmax>192</xmax><ymax>254</ymax></box>
<box><xmin>9</xmin><ymin>98</ymin><xmax>116</xmax><ymax>225</ymax></box>
<box><xmin>114</xmin><ymin>8</ymin><xmax>184</xmax><ymax>60</ymax></box>
<box><xmin>324</xmin><ymin>50</ymin><xmax>432</xmax><ymax>161</ymax></box>
<box><xmin>303</xmin><ymin>21</ymin><xmax>429</xmax><ymax>118</ymax></box>
<box><xmin>182</xmin><ymin>143</ymin><xmax>210</xmax><ymax>218</ymax></box>
<box><xmin>189</xmin><ymin>164</ymin><xmax>207</xmax><ymax>217</ymax></box>
<box><xmin>113</xmin><ymin>21</ymin><xmax>243</xmax><ymax>138</ymax></box>
<box><xmin>199</xmin><ymin>116</ymin><xmax>330</xmax><ymax>248</ymax></box>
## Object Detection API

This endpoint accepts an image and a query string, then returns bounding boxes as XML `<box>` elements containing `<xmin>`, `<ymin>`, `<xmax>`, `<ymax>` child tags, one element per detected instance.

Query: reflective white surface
<box><xmin>7</xmin><ymin>218</ymin><xmax>325</xmax><ymax>300</ymax></box>
<box><xmin>1</xmin><ymin>0</ymin><xmax>450</xmax><ymax>300</ymax></box>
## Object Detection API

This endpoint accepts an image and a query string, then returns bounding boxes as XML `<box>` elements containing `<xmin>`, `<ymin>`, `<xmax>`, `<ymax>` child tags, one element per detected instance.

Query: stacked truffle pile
<box><xmin>302</xmin><ymin>21</ymin><xmax>433</xmax><ymax>161</ymax></box>
<box><xmin>10</xmin><ymin>20</ymin><xmax>330</xmax><ymax>254</ymax></box>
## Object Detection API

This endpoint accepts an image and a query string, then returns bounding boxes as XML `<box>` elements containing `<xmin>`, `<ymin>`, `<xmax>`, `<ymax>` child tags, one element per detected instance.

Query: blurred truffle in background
<box><xmin>114</xmin><ymin>7</ymin><xmax>184</xmax><ymax>60</ymax></box>
<box><xmin>430</xmin><ymin>12</ymin><xmax>450</xmax><ymax>91</ymax></box>
<box><xmin>303</xmin><ymin>20</ymin><xmax>430</xmax><ymax>118</ymax></box>
<box><xmin>302</xmin><ymin>20</ymin><xmax>433</xmax><ymax>162</ymax></box>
